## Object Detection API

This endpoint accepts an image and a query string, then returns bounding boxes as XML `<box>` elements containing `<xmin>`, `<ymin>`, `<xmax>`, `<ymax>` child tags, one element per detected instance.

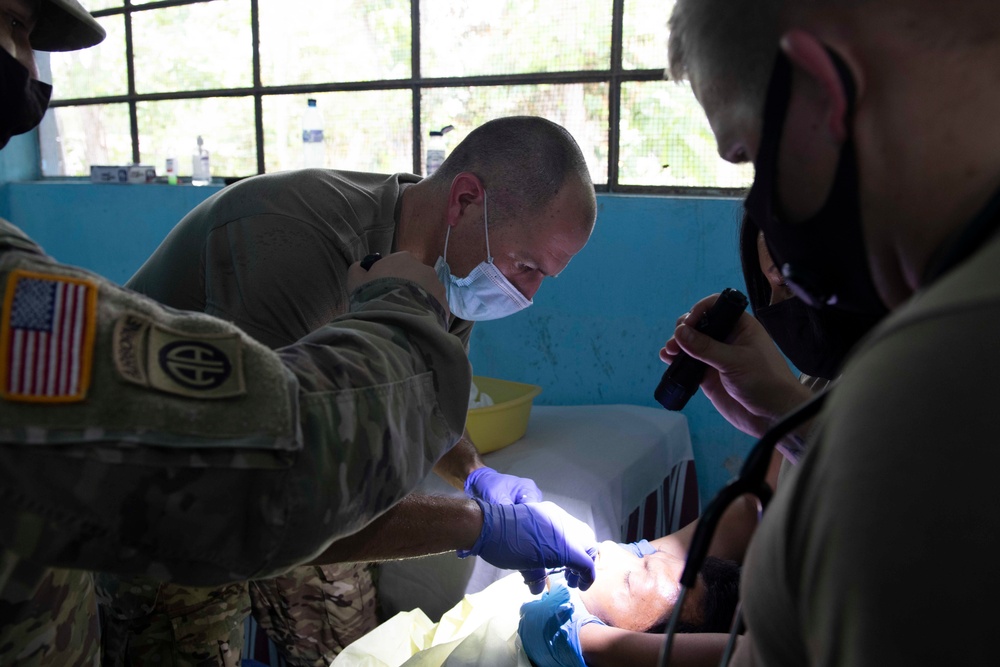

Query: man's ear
<box><xmin>780</xmin><ymin>30</ymin><xmax>857</xmax><ymax>142</ymax></box>
<box><xmin>445</xmin><ymin>172</ymin><xmax>486</xmax><ymax>228</ymax></box>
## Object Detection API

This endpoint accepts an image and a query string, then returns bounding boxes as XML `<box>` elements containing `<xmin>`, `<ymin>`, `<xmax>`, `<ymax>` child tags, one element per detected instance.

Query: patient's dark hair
<box><xmin>648</xmin><ymin>556</ymin><xmax>742</xmax><ymax>635</ymax></box>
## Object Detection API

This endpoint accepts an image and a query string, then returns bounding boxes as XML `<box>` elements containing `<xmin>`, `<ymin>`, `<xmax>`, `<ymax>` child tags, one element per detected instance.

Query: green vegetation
<box><xmin>42</xmin><ymin>0</ymin><xmax>751</xmax><ymax>189</ymax></box>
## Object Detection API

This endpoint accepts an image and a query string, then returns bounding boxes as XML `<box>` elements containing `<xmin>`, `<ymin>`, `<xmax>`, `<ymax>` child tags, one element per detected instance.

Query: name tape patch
<box><xmin>1</xmin><ymin>269</ymin><xmax>98</xmax><ymax>403</ymax></box>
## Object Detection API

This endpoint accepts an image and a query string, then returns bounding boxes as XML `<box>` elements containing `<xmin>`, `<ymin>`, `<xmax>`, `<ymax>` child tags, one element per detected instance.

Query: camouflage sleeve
<box><xmin>0</xmin><ymin>228</ymin><xmax>470</xmax><ymax>587</ymax></box>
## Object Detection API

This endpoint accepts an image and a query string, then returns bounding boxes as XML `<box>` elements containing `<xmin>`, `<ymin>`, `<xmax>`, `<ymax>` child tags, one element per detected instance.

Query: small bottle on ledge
<box><xmin>302</xmin><ymin>98</ymin><xmax>325</xmax><ymax>169</ymax></box>
<box><xmin>191</xmin><ymin>135</ymin><xmax>211</xmax><ymax>186</ymax></box>
<box><xmin>165</xmin><ymin>154</ymin><xmax>178</xmax><ymax>185</ymax></box>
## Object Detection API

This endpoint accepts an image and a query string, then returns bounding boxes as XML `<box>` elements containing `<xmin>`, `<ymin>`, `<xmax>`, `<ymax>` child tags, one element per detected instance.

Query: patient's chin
<box><xmin>603</xmin><ymin>611</ymin><xmax>663</xmax><ymax>633</ymax></box>
<box><xmin>577</xmin><ymin>590</ymin><xmax>664</xmax><ymax>633</ymax></box>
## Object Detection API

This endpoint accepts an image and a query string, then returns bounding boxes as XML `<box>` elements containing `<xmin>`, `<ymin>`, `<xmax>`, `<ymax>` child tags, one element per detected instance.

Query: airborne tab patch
<box><xmin>1</xmin><ymin>269</ymin><xmax>98</xmax><ymax>403</ymax></box>
<box><xmin>113</xmin><ymin>312</ymin><xmax>246</xmax><ymax>399</ymax></box>
<box><xmin>113</xmin><ymin>312</ymin><xmax>150</xmax><ymax>386</ymax></box>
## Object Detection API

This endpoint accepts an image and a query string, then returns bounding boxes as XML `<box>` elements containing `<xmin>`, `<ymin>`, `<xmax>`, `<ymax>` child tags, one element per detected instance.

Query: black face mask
<box><xmin>0</xmin><ymin>47</ymin><xmax>53</xmax><ymax>150</ymax></box>
<box><xmin>755</xmin><ymin>296</ymin><xmax>882</xmax><ymax>380</ymax></box>
<box><xmin>744</xmin><ymin>50</ymin><xmax>887</xmax><ymax>318</ymax></box>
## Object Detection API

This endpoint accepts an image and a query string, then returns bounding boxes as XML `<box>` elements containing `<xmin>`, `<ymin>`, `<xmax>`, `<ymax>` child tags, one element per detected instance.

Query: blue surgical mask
<box><xmin>434</xmin><ymin>191</ymin><xmax>533</xmax><ymax>321</ymax></box>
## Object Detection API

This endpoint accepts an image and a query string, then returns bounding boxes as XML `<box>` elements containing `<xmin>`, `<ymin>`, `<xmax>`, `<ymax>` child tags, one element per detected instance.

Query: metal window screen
<box><xmin>38</xmin><ymin>0</ymin><xmax>748</xmax><ymax>192</ymax></box>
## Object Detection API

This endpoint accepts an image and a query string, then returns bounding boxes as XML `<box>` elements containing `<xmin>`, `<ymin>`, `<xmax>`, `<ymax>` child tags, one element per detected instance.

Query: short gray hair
<box><xmin>667</xmin><ymin>0</ymin><xmax>783</xmax><ymax>121</ymax></box>
<box><xmin>428</xmin><ymin>116</ymin><xmax>595</xmax><ymax>228</ymax></box>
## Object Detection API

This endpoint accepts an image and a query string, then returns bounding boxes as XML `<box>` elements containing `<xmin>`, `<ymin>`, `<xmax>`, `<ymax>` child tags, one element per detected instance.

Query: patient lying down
<box><xmin>579</xmin><ymin>539</ymin><xmax>739</xmax><ymax>634</ymax></box>
<box><xmin>333</xmin><ymin>540</ymin><xmax>739</xmax><ymax>667</ymax></box>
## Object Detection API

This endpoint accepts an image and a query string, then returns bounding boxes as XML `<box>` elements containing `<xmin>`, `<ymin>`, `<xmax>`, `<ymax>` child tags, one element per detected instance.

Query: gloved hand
<box><xmin>621</xmin><ymin>539</ymin><xmax>658</xmax><ymax>557</ymax></box>
<box><xmin>518</xmin><ymin>583</ymin><xmax>604</xmax><ymax>667</ymax></box>
<box><xmin>464</xmin><ymin>467</ymin><xmax>547</xmax><ymax>592</ymax></box>
<box><xmin>459</xmin><ymin>499</ymin><xmax>599</xmax><ymax>591</ymax></box>
<box><xmin>465</xmin><ymin>466</ymin><xmax>543</xmax><ymax>504</ymax></box>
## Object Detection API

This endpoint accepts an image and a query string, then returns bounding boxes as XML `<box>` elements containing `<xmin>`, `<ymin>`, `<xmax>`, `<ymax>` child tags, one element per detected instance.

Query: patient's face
<box><xmin>578</xmin><ymin>541</ymin><xmax>706</xmax><ymax>632</ymax></box>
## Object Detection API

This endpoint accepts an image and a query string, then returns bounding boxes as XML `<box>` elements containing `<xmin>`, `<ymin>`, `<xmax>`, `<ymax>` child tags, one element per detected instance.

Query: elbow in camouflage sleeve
<box><xmin>267</xmin><ymin>278</ymin><xmax>472</xmax><ymax>573</ymax></box>
<box><xmin>0</xmin><ymin>233</ymin><xmax>470</xmax><ymax>585</ymax></box>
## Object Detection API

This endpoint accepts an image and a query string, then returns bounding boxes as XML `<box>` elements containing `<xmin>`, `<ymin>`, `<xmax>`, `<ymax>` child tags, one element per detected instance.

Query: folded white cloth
<box><xmin>468</xmin><ymin>381</ymin><xmax>494</xmax><ymax>409</ymax></box>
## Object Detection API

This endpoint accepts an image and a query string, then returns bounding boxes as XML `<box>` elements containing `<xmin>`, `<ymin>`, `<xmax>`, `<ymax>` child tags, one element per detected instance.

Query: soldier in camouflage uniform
<box><xmin>247</xmin><ymin>563</ymin><xmax>379</xmax><ymax>666</ymax></box>
<box><xmin>1</xmin><ymin>567</ymin><xmax>101</xmax><ymax>665</ymax></box>
<box><xmin>97</xmin><ymin>577</ymin><xmax>249</xmax><ymax>667</ymax></box>
<box><xmin>0</xmin><ymin>5</ymin><xmax>602</xmax><ymax>664</ymax></box>
<box><xmin>1</xmin><ymin>3</ymin><xmax>107</xmax><ymax>664</ymax></box>
<box><xmin>101</xmin><ymin>116</ymin><xmax>600</xmax><ymax>666</ymax></box>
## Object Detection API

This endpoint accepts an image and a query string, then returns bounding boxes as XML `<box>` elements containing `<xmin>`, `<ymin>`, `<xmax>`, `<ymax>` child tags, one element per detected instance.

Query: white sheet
<box><xmin>378</xmin><ymin>404</ymin><xmax>695</xmax><ymax>622</ymax></box>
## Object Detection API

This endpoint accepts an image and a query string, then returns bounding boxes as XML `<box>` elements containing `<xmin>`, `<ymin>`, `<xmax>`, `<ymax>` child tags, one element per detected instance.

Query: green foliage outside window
<box><xmin>40</xmin><ymin>0</ymin><xmax>751</xmax><ymax>191</ymax></box>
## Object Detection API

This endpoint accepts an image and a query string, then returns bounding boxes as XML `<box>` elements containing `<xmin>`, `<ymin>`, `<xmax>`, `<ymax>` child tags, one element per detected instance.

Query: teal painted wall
<box><xmin>2</xmin><ymin>181</ymin><xmax>223</xmax><ymax>283</ymax></box>
<box><xmin>468</xmin><ymin>194</ymin><xmax>756</xmax><ymax>506</ymax></box>
<box><xmin>0</xmin><ymin>131</ymin><xmax>40</xmax><ymax>184</ymax></box>
<box><xmin>2</xmin><ymin>180</ymin><xmax>756</xmax><ymax>507</ymax></box>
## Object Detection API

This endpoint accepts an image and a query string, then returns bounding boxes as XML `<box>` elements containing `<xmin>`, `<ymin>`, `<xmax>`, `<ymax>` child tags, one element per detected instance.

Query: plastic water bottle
<box><xmin>425</xmin><ymin>124</ymin><xmax>454</xmax><ymax>176</ymax></box>
<box><xmin>302</xmin><ymin>98</ymin><xmax>325</xmax><ymax>168</ymax></box>
<box><xmin>191</xmin><ymin>136</ymin><xmax>211</xmax><ymax>186</ymax></box>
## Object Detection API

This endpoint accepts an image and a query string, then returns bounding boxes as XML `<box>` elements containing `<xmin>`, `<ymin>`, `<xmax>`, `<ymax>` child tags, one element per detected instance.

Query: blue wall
<box><xmin>469</xmin><ymin>194</ymin><xmax>756</xmax><ymax>506</ymax></box>
<box><xmin>2</xmin><ymin>180</ymin><xmax>756</xmax><ymax>507</ymax></box>
<box><xmin>1</xmin><ymin>181</ymin><xmax>221</xmax><ymax>284</ymax></box>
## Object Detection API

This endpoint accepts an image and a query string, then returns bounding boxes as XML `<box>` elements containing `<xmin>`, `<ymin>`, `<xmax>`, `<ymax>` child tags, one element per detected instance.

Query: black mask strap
<box><xmin>746</xmin><ymin>45</ymin><xmax>886</xmax><ymax>316</ymax></box>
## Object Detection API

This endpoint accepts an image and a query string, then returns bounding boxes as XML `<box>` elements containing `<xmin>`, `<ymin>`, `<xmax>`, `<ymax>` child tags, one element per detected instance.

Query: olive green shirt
<box><xmin>126</xmin><ymin>168</ymin><xmax>473</xmax><ymax>349</ymax></box>
<box><xmin>739</xmin><ymin>231</ymin><xmax>1000</xmax><ymax>665</ymax></box>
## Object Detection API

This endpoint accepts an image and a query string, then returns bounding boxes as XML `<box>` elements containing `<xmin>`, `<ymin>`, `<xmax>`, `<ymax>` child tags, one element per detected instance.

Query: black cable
<box><xmin>657</xmin><ymin>386</ymin><xmax>832</xmax><ymax>667</ymax></box>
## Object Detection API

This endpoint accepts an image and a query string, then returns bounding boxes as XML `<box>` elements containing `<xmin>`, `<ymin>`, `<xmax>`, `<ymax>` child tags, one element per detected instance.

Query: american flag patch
<box><xmin>1</xmin><ymin>269</ymin><xmax>98</xmax><ymax>402</ymax></box>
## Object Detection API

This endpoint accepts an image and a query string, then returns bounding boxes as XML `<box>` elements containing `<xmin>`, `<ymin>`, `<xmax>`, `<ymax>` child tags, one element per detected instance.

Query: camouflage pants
<box><xmin>249</xmin><ymin>562</ymin><xmax>379</xmax><ymax>667</ymax></box>
<box><xmin>0</xmin><ymin>563</ymin><xmax>101</xmax><ymax>666</ymax></box>
<box><xmin>95</xmin><ymin>575</ymin><xmax>248</xmax><ymax>667</ymax></box>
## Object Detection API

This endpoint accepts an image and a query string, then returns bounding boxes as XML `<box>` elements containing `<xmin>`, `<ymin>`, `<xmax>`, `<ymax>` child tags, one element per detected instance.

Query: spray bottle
<box><xmin>425</xmin><ymin>124</ymin><xmax>454</xmax><ymax>176</ymax></box>
<box><xmin>191</xmin><ymin>135</ymin><xmax>211</xmax><ymax>186</ymax></box>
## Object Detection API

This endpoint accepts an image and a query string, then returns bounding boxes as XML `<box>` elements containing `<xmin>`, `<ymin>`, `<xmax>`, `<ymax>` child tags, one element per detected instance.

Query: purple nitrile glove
<box><xmin>464</xmin><ymin>466</ymin><xmax>546</xmax><ymax>590</ymax></box>
<box><xmin>518</xmin><ymin>583</ymin><xmax>605</xmax><ymax>667</ymax></box>
<box><xmin>464</xmin><ymin>466</ymin><xmax>543</xmax><ymax>504</ymax></box>
<box><xmin>459</xmin><ymin>499</ymin><xmax>598</xmax><ymax>591</ymax></box>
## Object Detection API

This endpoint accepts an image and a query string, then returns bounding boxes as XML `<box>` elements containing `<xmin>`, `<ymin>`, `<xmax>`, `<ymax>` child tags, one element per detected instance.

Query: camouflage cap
<box><xmin>31</xmin><ymin>0</ymin><xmax>107</xmax><ymax>52</ymax></box>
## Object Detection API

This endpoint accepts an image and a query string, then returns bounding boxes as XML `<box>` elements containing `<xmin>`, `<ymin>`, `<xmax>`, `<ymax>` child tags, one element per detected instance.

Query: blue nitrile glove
<box><xmin>465</xmin><ymin>466</ymin><xmax>543</xmax><ymax>504</ymax></box>
<box><xmin>464</xmin><ymin>466</ymin><xmax>547</xmax><ymax>592</ymax></box>
<box><xmin>518</xmin><ymin>583</ymin><xmax>605</xmax><ymax>667</ymax></box>
<box><xmin>459</xmin><ymin>499</ymin><xmax>598</xmax><ymax>591</ymax></box>
<box><xmin>621</xmin><ymin>539</ymin><xmax>658</xmax><ymax>557</ymax></box>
